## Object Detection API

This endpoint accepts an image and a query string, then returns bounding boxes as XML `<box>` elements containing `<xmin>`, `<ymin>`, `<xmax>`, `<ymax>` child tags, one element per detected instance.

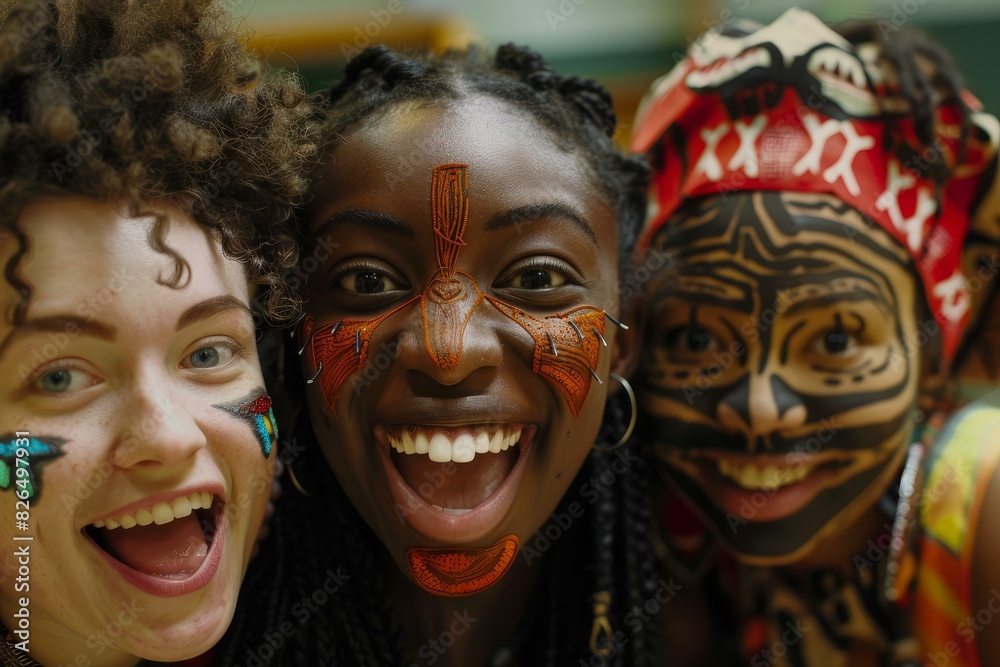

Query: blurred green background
<box><xmin>239</xmin><ymin>0</ymin><xmax>1000</xmax><ymax>135</ymax></box>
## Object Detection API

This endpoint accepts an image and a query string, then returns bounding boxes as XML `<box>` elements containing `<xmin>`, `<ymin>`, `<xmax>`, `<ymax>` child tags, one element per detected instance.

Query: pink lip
<box><xmin>86</xmin><ymin>484</ymin><xmax>227</xmax><ymax>525</ymax></box>
<box><xmin>375</xmin><ymin>425</ymin><xmax>536</xmax><ymax>545</ymax></box>
<box><xmin>84</xmin><ymin>496</ymin><xmax>228</xmax><ymax>598</ymax></box>
<box><xmin>696</xmin><ymin>460</ymin><xmax>840</xmax><ymax>522</ymax></box>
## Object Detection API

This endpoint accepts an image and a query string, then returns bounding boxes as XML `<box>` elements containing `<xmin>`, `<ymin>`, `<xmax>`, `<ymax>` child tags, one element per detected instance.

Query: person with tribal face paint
<box><xmin>217</xmin><ymin>45</ymin><xmax>657</xmax><ymax>667</ymax></box>
<box><xmin>631</xmin><ymin>9</ymin><xmax>1000</xmax><ymax>667</ymax></box>
<box><xmin>0</xmin><ymin>1</ymin><xmax>315</xmax><ymax>665</ymax></box>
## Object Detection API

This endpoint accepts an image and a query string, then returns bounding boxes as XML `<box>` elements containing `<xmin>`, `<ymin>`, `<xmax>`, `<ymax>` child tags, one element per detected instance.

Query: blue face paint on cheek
<box><xmin>0</xmin><ymin>435</ymin><xmax>66</xmax><ymax>501</ymax></box>
<box><xmin>213</xmin><ymin>390</ymin><xmax>278</xmax><ymax>458</ymax></box>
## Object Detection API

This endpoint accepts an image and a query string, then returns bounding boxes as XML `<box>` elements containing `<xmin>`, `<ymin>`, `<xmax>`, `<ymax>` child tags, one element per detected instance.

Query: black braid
<box><xmin>833</xmin><ymin>20</ymin><xmax>973</xmax><ymax>185</ymax></box>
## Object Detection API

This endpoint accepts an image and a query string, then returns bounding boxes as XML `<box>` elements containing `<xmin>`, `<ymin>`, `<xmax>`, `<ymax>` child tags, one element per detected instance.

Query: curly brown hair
<box><xmin>0</xmin><ymin>0</ymin><xmax>318</xmax><ymax>322</ymax></box>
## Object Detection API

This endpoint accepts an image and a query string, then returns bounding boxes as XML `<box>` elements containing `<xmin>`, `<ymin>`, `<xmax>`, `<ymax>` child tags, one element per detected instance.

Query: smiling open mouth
<box><xmin>376</xmin><ymin>424</ymin><xmax>534</xmax><ymax>543</ymax></box>
<box><xmin>85</xmin><ymin>492</ymin><xmax>222</xmax><ymax>590</ymax></box>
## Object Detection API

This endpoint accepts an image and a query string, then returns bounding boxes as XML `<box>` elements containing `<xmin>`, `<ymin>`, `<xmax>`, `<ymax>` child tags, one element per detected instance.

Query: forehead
<box><xmin>652</xmin><ymin>192</ymin><xmax>916</xmax><ymax>307</ymax></box>
<box><xmin>309</xmin><ymin>96</ymin><xmax>608</xmax><ymax>233</ymax></box>
<box><xmin>1</xmin><ymin>198</ymin><xmax>247</xmax><ymax>320</ymax></box>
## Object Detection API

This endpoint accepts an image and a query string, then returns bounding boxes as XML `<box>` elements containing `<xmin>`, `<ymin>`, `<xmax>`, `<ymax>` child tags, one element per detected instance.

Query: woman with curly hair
<box><xmin>0</xmin><ymin>1</ymin><xmax>315</xmax><ymax>665</ymax></box>
<box><xmin>218</xmin><ymin>43</ymin><xmax>660</xmax><ymax>666</ymax></box>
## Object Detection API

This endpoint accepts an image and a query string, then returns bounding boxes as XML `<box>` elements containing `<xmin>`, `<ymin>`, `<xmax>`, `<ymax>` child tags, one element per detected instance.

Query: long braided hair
<box><xmin>218</xmin><ymin>44</ymin><xmax>656</xmax><ymax>666</ymax></box>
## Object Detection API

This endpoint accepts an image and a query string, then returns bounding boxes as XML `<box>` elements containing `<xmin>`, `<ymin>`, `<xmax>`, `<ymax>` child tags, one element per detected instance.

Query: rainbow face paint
<box><xmin>214</xmin><ymin>392</ymin><xmax>278</xmax><ymax>458</ymax></box>
<box><xmin>0</xmin><ymin>434</ymin><xmax>65</xmax><ymax>501</ymax></box>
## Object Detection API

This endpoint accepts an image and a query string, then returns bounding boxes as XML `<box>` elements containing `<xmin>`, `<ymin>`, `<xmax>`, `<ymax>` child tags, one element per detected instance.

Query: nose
<box><xmin>717</xmin><ymin>373</ymin><xmax>807</xmax><ymax>442</ymax></box>
<box><xmin>112</xmin><ymin>373</ymin><xmax>207</xmax><ymax>469</ymax></box>
<box><xmin>398</xmin><ymin>299</ymin><xmax>503</xmax><ymax>396</ymax></box>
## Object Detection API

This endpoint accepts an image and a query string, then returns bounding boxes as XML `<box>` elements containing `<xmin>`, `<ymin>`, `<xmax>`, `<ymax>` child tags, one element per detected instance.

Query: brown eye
<box><xmin>666</xmin><ymin>326</ymin><xmax>716</xmax><ymax>354</ymax></box>
<box><xmin>337</xmin><ymin>270</ymin><xmax>402</xmax><ymax>294</ymax></box>
<box><xmin>517</xmin><ymin>268</ymin><xmax>565</xmax><ymax>290</ymax></box>
<box><xmin>825</xmin><ymin>330</ymin><xmax>849</xmax><ymax>353</ymax></box>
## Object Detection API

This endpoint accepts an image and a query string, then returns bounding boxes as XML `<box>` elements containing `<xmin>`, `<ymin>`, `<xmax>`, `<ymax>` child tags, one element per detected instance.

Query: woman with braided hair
<box><xmin>218</xmin><ymin>44</ymin><xmax>660</xmax><ymax>666</ymax></box>
<box><xmin>631</xmin><ymin>9</ymin><xmax>1000</xmax><ymax>666</ymax></box>
<box><xmin>0</xmin><ymin>0</ymin><xmax>316</xmax><ymax>664</ymax></box>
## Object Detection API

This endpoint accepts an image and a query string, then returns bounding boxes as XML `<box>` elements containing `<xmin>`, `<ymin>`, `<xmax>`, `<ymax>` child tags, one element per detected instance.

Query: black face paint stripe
<box><xmin>780</xmin><ymin>321</ymin><xmax>806</xmax><ymax>365</ymax></box>
<box><xmin>646</xmin><ymin>402</ymin><xmax>913</xmax><ymax>455</ymax></box>
<box><xmin>719</xmin><ymin>373</ymin><xmax>751</xmax><ymax>426</ymax></box>
<box><xmin>770</xmin><ymin>374</ymin><xmax>803</xmax><ymax>421</ymax></box>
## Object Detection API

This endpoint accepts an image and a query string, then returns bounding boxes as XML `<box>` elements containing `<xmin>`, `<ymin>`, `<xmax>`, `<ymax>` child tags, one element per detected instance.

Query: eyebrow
<box><xmin>313</xmin><ymin>210</ymin><xmax>415</xmax><ymax>241</ymax></box>
<box><xmin>485</xmin><ymin>203</ymin><xmax>598</xmax><ymax>247</ymax></box>
<box><xmin>0</xmin><ymin>316</ymin><xmax>117</xmax><ymax>358</ymax></box>
<box><xmin>176</xmin><ymin>295</ymin><xmax>254</xmax><ymax>330</ymax></box>
<box><xmin>783</xmin><ymin>289</ymin><xmax>890</xmax><ymax>316</ymax></box>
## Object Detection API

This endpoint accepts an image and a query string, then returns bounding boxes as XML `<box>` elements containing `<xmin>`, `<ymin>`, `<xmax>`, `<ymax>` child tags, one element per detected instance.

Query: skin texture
<box><xmin>302</xmin><ymin>96</ymin><xmax>632</xmax><ymax>665</ymax></box>
<box><xmin>641</xmin><ymin>191</ymin><xmax>922</xmax><ymax>565</ymax></box>
<box><xmin>0</xmin><ymin>199</ymin><xmax>272</xmax><ymax>667</ymax></box>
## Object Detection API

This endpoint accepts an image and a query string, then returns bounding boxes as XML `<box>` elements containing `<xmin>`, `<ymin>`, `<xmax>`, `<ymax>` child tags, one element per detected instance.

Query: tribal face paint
<box><xmin>0</xmin><ymin>435</ymin><xmax>65</xmax><ymax>501</ymax></box>
<box><xmin>640</xmin><ymin>192</ymin><xmax>921</xmax><ymax>562</ymax></box>
<box><xmin>214</xmin><ymin>390</ymin><xmax>278</xmax><ymax>458</ymax></box>
<box><xmin>302</xmin><ymin>163</ymin><xmax>613</xmax><ymax>418</ymax></box>
<box><xmin>300</xmin><ymin>98</ymin><xmax>626</xmax><ymax>595</ymax></box>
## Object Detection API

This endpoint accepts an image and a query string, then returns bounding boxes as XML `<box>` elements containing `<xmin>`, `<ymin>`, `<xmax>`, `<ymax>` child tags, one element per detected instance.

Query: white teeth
<box><xmin>389</xmin><ymin>426</ymin><xmax>524</xmax><ymax>463</ymax></box>
<box><xmin>716</xmin><ymin>460</ymin><xmax>816</xmax><ymax>490</ymax></box>
<box><xmin>432</xmin><ymin>504</ymin><xmax>472</xmax><ymax>516</ymax></box>
<box><xmin>452</xmin><ymin>434</ymin><xmax>476</xmax><ymax>463</ymax></box>
<box><xmin>172</xmin><ymin>496</ymin><xmax>192</xmax><ymax>519</ymax></box>
<box><xmin>428</xmin><ymin>433</ymin><xmax>452</xmax><ymax>463</ymax></box>
<box><xmin>92</xmin><ymin>492</ymin><xmax>215</xmax><ymax>531</ymax></box>
<box><xmin>489</xmin><ymin>430</ymin><xmax>503</xmax><ymax>454</ymax></box>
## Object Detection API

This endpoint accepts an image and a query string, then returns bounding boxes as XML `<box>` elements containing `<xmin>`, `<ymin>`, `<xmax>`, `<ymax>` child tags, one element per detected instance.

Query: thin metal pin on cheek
<box><xmin>297</xmin><ymin>329</ymin><xmax>316</xmax><ymax>356</ymax></box>
<box><xmin>355</xmin><ymin>330</ymin><xmax>362</xmax><ymax>356</ymax></box>
<box><xmin>306</xmin><ymin>361</ymin><xmax>324</xmax><ymax>384</ymax></box>
<box><xmin>330</xmin><ymin>322</ymin><xmax>341</xmax><ymax>337</ymax></box>
<box><xmin>546</xmin><ymin>331</ymin><xmax>558</xmax><ymax>357</ymax></box>
<box><xmin>588</xmin><ymin>366</ymin><xmax>604</xmax><ymax>384</ymax></box>
<box><xmin>592</xmin><ymin>328</ymin><xmax>607</xmax><ymax>347</ymax></box>
<box><xmin>568</xmin><ymin>319</ymin><xmax>584</xmax><ymax>340</ymax></box>
<box><xmin>289</xmin><ymin>311</ymin><xmax>307</xmax><ymax>337</ymax></box>
<box><xmin>605</xmin><ymin>313</ymin><xmax>629</xmax><ymax>330</ymax></box>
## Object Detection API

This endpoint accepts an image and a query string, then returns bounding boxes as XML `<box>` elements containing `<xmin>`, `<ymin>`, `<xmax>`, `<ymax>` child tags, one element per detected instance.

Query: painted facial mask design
<box><xmin>0</xmin><ymin>434</ymin><xmax>64</xmax><ymax>500</ymax></box>
<box><xmin>214</xmin><ymin>390</ymin><xmax>277</xmax><ymax>458</ymax></box>
<box><xmin>641</xmin><ymin>192</ymin><xmax>920</xmax><ymax>562</ymax></box>
<box><xmin>302</xmin><ymin>164</ymin><xmax>619</xmax><ymax>419</ymax></box>
<box><xmin>302</xmin><ymin>163</ymin><xmax>623</xmax><ymax>595</ymax></box>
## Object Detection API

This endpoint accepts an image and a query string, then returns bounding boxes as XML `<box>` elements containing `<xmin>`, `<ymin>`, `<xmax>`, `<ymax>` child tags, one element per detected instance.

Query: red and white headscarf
<box><xmin>630</xmin><ymin>8</ymin><xmax>1000</xmax><ymax>361</ymax></box>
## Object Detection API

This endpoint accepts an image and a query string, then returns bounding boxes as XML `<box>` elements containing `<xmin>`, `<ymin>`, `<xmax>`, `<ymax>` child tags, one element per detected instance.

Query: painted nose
<box><xmin>717</xmin><ymin>373</ymin><xmax>807</xmax><ymax>439</ymax></box>
<box><xmin>400</xmin><ymin>292</ymin><xmax>502</xmax><ymax>395</ymax></box>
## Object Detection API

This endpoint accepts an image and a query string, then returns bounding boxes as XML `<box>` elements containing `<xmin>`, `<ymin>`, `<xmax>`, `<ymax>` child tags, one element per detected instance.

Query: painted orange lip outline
<box><xmin>406</xmin><ymin>535</ymin><xmax>519</xmax><ymax>597</ymax></box>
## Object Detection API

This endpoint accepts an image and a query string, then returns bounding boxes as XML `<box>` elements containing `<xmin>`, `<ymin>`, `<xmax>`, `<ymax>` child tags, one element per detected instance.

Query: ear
<box><xmin>608</xmin><ymin>290</ymin><xmax>646</xmax><ymax>395</ymax></box>
<box><xmin>917</xmin><ymin>321</ymin><xmax>950</xmax><ymax>411</ymax></box>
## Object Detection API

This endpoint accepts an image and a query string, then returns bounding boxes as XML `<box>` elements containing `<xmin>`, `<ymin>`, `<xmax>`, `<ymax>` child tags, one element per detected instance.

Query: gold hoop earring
<box><xmin>284</xmin><ymin>407</ymin><xmax>314</xmax><ymax>498</ymax></box>
<box><xmin>286</xmin><ymin>456</ymin><xmax>314</xmax><ymax>498</ymax></box>
<box><xmin>593</xmin><ymin>373</ymin><xmax>636</xmax><ymax>452</ymax></box>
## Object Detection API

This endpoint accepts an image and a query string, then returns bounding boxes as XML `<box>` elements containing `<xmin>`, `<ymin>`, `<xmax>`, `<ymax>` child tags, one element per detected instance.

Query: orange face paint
<box><xmin>423</xmin><ymin>163</ymin><xmax>483</xmax><ymax>369</ymax></box>
<box><xmin>304</xmin><ymin>163</ymin><xmax>615</xmax><ymax>418</ymax></box>
<box><xmin>406</xmin><ymin>535</ymin><xmax>519</xmax><ymax>597</ymax></box>
<box><xmin>487</xmin><ymin>299</ymin><xmax>607</xmax><ymax>418</ymax></box>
